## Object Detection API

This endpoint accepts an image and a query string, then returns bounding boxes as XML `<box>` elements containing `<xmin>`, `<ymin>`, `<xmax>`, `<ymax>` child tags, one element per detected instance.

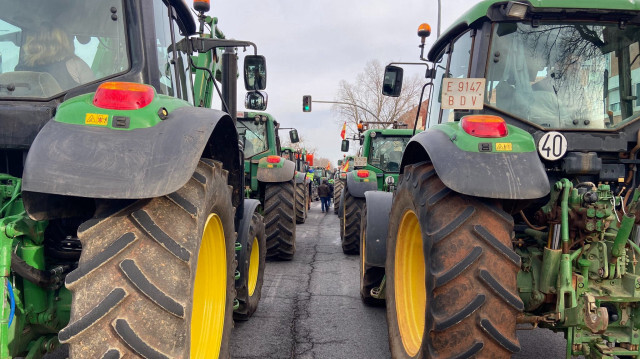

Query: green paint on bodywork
<box><xmin>54</xmin><ymin>91</ymin><xmax>190</xmax><ymax>130</ymax></box>
<box><xmin>0</xmin><ymin>175</ymin><xmax>69</xmax><ymax>357</ymax></box>
<box><xmin>432</xmin><ymin>122</ymin><xmax>536</xmax><ymax>153</ymax></box>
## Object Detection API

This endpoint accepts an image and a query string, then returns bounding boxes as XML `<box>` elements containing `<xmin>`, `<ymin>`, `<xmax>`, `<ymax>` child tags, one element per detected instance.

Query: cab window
<box><xmin>427</xmin><ymin>52</ymin><xmax>449</xmax><ymax>128</ymax></box>
<box><xmin>152</xmin><ymin>0</ymin><xmax>193</xmax><ymax>103</ymax></box>
<box><xmin>440</xmin><ymin>31</ymin><xmax>474</xmax><ymax>123</ymax></box>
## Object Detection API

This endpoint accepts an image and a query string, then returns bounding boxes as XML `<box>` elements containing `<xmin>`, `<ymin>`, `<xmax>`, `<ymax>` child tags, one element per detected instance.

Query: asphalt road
<box><xmin>231</xmin><ymin>202</ymin><xmax>570</xmax><ymax>359</ymax></box>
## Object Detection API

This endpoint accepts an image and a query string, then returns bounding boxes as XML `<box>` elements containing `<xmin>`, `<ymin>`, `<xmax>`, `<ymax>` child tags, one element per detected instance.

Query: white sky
<box><xmin>206</xmin><ymin>0</ymin><xmax>481</xmax><ymax>165</ymax></box>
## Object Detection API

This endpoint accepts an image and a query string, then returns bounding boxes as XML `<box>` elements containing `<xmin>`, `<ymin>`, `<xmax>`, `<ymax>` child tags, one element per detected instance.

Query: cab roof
<box><xmin>428</xmin><ymin>0</ymin><xmax>640</xmax><ymax>61</ymax></box>
<box><xmin>363</xmin><ymin>128</ymin><xmax>420</xmax><ymax>137</ymax></box>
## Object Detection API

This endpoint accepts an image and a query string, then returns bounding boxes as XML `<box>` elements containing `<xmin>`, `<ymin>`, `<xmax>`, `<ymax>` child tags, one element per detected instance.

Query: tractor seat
<box><xmin>0</xmin><ymin>71</ymin><xmax>63</xmax><ymax>98</ymax></box>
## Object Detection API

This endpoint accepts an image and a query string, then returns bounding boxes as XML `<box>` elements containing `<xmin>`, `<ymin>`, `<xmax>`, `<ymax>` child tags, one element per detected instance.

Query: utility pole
<box><xmin>437</xmin><ymin>0</ymin><xmax>441</xmax><ymax>38</ymax></box>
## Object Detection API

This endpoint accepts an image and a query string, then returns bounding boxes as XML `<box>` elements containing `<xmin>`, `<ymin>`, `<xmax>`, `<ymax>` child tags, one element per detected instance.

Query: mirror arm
<box><xmin>189</xmin><ymin>55</ymin><xmax>230</xmax><ymax>113</ymax></box>
<box><xmin>387</xmin><ymin>62</ymin><xmax>434</xmax><ymax>79</ymax></box>
<box><xmin>180</xmin><ymin>37</ymin><xmax>259</xmax><ymax>55</ymax></box>
<box><xmin>413</xmin><ymin>82</ymin><xmax>434</xmax><ymax>136</ymax></box>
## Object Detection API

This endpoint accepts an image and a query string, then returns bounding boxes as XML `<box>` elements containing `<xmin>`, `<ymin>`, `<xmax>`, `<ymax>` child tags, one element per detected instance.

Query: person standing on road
<box><xmin>318</xmin><ymin>179</ymin><xmax>331</xmax><ymax>213</ymax></box>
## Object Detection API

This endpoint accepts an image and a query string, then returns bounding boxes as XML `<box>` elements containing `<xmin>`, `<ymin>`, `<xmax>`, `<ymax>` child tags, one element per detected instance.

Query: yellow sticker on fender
<box><xmin>85</xmin><ymin>113</ymin><xmax>109</xmax><ymax>126</ymax></box>
<box><xmin>495</xmin><ymin>143</ymin><xmax>513</xmax><ymax>151</ymax></box>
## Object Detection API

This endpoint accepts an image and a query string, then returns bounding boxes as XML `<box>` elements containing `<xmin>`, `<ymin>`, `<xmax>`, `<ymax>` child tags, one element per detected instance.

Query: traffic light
<box><xmin>303</xmin><ymin>95</ymin><xmax>312</xmax><ymax>112</ymax></box>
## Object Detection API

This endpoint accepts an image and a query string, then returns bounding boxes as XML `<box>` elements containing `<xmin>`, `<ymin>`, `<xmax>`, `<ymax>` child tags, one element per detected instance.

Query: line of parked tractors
<box><xmin>3</xmin><ymin>0</ymin><xmax>640</xmax><ymax>358</ymax></box>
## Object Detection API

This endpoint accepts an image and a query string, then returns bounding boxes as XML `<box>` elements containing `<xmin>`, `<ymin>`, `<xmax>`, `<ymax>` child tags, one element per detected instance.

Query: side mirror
<box><xmin>244</xmin><ymin>55</ymin><xmax>267</xmax><ymax>91</ymax></box>
<box><xmin>245</xmin><ymin>91</ymin><xmax>268</xmax><ymax>111</ymax></box>
<box><xmin>337</xmin><ymin>160</ymin><xmax>343</xmax><ymax>166</ymax></box>
<box><xmin>359</xmin><ymin>135</ymin><xmax>364</xmax><ymax>146</ymax></box>
<box><xmin>382</xmin><ymin>65</ymin><xmax>404</xmax><ymax>97</ymax></box>
<box><xmin>341</xmin><ymin>140</ymin><xmax>350</xmax><ymax>152</ymax></box>
<box><xmin>289</xmin><ymin>129</ymin><xmax>300</xmax><ymax>143</ymax></box>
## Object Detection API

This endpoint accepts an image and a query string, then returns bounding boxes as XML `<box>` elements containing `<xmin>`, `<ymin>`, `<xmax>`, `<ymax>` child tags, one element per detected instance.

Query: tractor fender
<box><xmin>235</xmin><ymin>198</ymin><xmax>261</xmax><ymax>286</ymax></box>
<box><xmin>346</xmin><ymin>172</ymin><xmax>378</xmax><ymax>198</ymax></box>
<box><xmin>400</xmin><ymin>129</ymin><xmax>550</xmax><ymax>200</ymax></box>
<box><xmin>256</xmin><ymin>159</ymin><xmax>295</xmax><ymax>183</ymax></box>
<box><xmin>363</xmin><ymin>191</ymin><xmax>393</xmax><ymax>268</ymax></box>
<box><xmin>22</xmin><ymin>106</ymin><xmax>241</xmax><ymax>219</ymax></box>
<box><xmin>294</xmin><ymin>171</ymin><xmax>307</xmax><ymax>184</ymax></box>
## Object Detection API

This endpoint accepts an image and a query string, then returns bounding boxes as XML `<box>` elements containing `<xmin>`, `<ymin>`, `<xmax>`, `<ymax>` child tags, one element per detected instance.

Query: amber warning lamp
<box><xmin>193</xmin><ymin>0</ymin><xmax>210</xmax><ymax>12</ymax></box>
<box><xmin>417</xmin><ymin>23</ymin><xmax>431</xmax><ymax>43</ymax></box>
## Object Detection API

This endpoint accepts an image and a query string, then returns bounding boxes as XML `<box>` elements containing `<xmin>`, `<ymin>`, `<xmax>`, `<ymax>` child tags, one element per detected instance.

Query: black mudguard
<box><xmin>345</xmin><ymin>172</ymin><xmax>378</xmax><ymax>198</ymax></box>
<box><xmin>400</xmin><ymin>129</ymin><xmax>550</xmax><ymax>200</ymax></box>
<box><xmin>256</xmin><ymin>159</ymin><xmax>295</xmax><ymax>183</ymax></box>
<box><xmin>294</xmin><ymin>171</ymin><xmax>307</xmax><ymax>184</ymax></box>
<box><xmin>363</xmin><ymin>191</ymin><xmax>393</xmax><ymax>268</ymax></box>
<box><xmin>235</xmin><ymin>199</ymin><xmax>260</xmax><ymax>286</ymax></box>
<box><xmin>22</xmin><ymin>106</ymin><xmax>242</xmax><ymax>219</ymax></box>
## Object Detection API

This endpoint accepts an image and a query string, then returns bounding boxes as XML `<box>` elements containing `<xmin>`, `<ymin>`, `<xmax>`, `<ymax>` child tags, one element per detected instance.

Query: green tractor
<box><xmin>280</xmin><ymin>146</ymin><xmax>310</xmax><ymax>224</ymax></box>
<box><xmin>236</xmin><ymin>112</ymin><xmax>299</xmax><ymax>260</ymax></box>
<box><xmin>0</xmin><ymin>0</ymin><xmax>268</xmax><ymax>356</ymax></box>
<box><xmin>363</xmin><ymin>1</ymin><xmax>640</xmax><ymax>358</ymax></box>
<box><xmin>339</xmin><ymin>123</ymin><xmax>419</xmax><ymax>255</ymax></box>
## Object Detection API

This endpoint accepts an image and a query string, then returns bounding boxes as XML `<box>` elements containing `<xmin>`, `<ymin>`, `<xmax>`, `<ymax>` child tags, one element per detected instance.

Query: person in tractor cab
<box><xmin>318</xmin><ymin>179</ymin><xmax>331</xmax><ymax>213</ymax></box>
<box><xmin>16</xmin><ymin>23</ymin><xmax>94</xmax><ymax>90</ymax></box>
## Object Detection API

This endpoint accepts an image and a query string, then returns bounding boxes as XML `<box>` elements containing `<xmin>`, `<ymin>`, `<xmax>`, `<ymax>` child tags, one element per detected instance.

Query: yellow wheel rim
<box><xmin>395</xmin><ymin>210</ymin><xmax>426</xmax><ymax>357</ymax></box>
<box><xmin>191</xmin><ymin>214</ymin><xmax>226</xmax><ymax>359</ymax></box>
<box><xmin>248</xmin><ymin>237</ymin><xmax>259</xmax><ymax>296</ymax></box>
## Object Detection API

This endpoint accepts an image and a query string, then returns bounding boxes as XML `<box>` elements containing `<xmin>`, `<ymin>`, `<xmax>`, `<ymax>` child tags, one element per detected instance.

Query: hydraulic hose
<box><xmin>10</xmin><ymin>252</ymin><xmax>54</xmax><ymax>288</ymax></box>
<box><xmin>6</xmin><ymin>280</ymin><xmax>14</xmax><ymax>328</ymax></box>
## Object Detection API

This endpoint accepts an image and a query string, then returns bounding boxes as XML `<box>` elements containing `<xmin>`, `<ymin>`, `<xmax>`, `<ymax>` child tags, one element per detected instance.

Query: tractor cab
<box><xmin>353</xmin><ymin>121</ymin><xmax>420</xmax><ymax>191</ymax></box>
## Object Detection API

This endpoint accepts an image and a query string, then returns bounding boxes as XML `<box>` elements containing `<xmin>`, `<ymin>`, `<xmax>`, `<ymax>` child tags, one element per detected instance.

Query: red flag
<box><xmin>325</xmin><ymin>163</ymin><xmax>331</xmax><ymax>170</ymax></box>
<box><xmin>340</xmin><ymin>122</ymin><xmax>346</xmax><ymax>140</ymax></box>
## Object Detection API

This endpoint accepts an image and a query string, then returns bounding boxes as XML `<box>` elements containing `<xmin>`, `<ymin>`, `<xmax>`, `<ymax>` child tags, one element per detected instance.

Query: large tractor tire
<box><xmin>295</xmin><ymin>181</ymin><xmax>308</xmax><ymax>224</ymax></box>
<box><xmin>234</xmin><ymin>209</ymin><xmax>266</xmax><ymax>321</ymax></box>
<box><xmin>264</xmin><ymin>180</ymin><xmax>296</xmax><ymax>260</ymax></box>
<box><xmin>333</xmin><ymin>180</ymin><xmax>343</xmax><ymax>215</ymax></box>
<box><xmin>59</xmin><ymin>160</ymin><xmax>236</xmax><ymax>359</ymax></box>
<box><xmin>385</xmin><ymin>162</ymin><xmax>522</xmax><ymax>359</ymax></box>
<box><xmin>341</xmin><ymin>186</ymin><xmax>364</xmax><ymax>255</ymax></box>
<box><xmin>359</xmin><ymin>203</ymin><xmax>385</xmax><ymax>307</ymax></box>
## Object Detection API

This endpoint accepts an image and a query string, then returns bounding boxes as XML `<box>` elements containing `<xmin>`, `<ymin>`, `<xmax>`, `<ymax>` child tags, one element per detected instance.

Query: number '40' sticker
<box><xmin>538</xmin><ymin>132</ymin><xmax>567</xmax><ymax>161</ymax></box>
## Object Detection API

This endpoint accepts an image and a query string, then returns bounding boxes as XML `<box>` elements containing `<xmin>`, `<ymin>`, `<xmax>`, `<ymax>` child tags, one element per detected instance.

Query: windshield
<box><xmin>237</xmin><ymin>119</ymin><xmax>268</xmax><ymax>158</ymax></box>
<box><xmin>486</xmin><ymin>22</ymin><xmax>640</xmax><ymax>129</ymax></box>
<box><xmin>0</xmin><ymin>0</ymin><xmax>128</xmax><ymax>99</ymax></box>
<box><xmin>281</xmin><ymin>149</ymin><xmax>294</xmax><ymax>161</ymax></box>
<box><xmin>367</xmin><ymin>135</ymin><xmax>409</xmax><ymax>173</ymax></box>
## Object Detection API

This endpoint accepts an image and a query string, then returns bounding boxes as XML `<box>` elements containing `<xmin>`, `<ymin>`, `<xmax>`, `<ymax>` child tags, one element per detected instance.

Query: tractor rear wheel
<box><xmin>385</xmin><ymin>162</ymin><xmax>522</xmax><ymax>359</ymax></box>
<box><xmin>360</xmin><ymin>204</ymin><xmax>384</xmax><ymax>306</ymax></box>
<box><xmin>333</xmin><ymin>180</ymin><xmax>343</xmax><ymax>215</ymax></box>
<box><xmin>295</xmin><ymin>181</ymin><xmax>308</xmax><ymax>224</ymax></box>
<box><xmin>264</xmin><ymin>180</ymin><xmax>296</xmax><ymax>260</ymax></box>
<box><xmin>60</xmin><ymin>160</ymin><xmax>235</xmax><ymax>359</ymax></box>
<box><xmin>341</xmin><ymin>187</ymin><xmax>364</xmax><ymax>255</ymax></box>
<box><xmin>234</xmin><ymin>211</ymin><xmax>266</xmax><ymax>321</ymax></box>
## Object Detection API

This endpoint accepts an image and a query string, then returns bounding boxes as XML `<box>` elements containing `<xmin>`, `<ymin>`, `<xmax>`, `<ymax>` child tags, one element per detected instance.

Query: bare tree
<box><xmin>313</xmin><ymin>157</ymin><xmax>331</xmax><ymax>169</ymax></box>
<box><xmin>281</xmin><ymin>135</ymin><xmax>317</xmax><ymax>155</ymax></box>
<box><xmin>334</xmin><ymin>60</ymin><xmax>423</xmax><ymax>135</ymax></box>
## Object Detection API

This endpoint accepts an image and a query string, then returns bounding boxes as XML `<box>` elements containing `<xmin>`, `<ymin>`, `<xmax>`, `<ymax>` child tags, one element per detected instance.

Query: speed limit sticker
<box><xmin>538</xmin><ymin>132</ymin><xmax>567</xmax><ymax>161</ymax></box>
